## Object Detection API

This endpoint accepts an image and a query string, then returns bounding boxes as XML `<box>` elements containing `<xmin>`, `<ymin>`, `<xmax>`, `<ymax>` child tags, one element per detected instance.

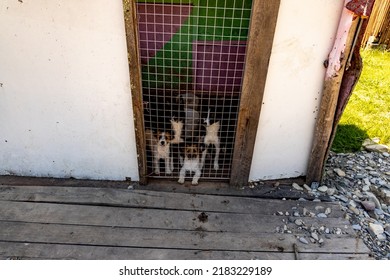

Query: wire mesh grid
<box><xmin>136</xmin><ymin>0</ymin><xmax>252</xmax><ymax>181</ymax></box>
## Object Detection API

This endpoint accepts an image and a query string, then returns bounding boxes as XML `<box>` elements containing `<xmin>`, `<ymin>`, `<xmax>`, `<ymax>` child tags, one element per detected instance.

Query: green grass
<box><xmin>332</xmin><ymin>49</ymin><xmax>390</xmax><ymax>153</ymax></box>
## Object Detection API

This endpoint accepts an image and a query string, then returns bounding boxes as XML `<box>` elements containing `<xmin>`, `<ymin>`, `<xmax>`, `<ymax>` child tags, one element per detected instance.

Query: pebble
<box><xmin>294</xmin><ymin>219</ymin><xmax>304</xmax><ymax>226</ymax></box>
<box><xmin>318</xmin><ymin>186</ymin><xmax>328</xmax><ymax>193</ymax></box>
<box><xmin>311</xmin><ymin>232</ymin><xmax>319</xmax><ymax>241</ymax></box>
<box><xmin>356</xmin><ymin>174</ymin><xmax>365</xmax><ymax>179</ymax></box>
<box><xmin>369</xmin><ymin>223</ymin><xmax>385</xmax><ymax>238</ymax></box>
<box><xmin>334</xmin><ymin>194</ymin><xmax>349</xmax><ymax>203</ymax></box>
<box><xmin>334</xmin><ymin>168</ymin><xmax>346</xmax><ymax>177</ymax></box>
<box><xmin>311</xmin><ymin>182</ymin><xmax>319</xmax><ymax>189</ymax></box>
<box><xmin>366</xmin><ymin>192</ymin><xmax>382</xmax><ymax>209</ymax></box>
<box><xmin>352</xmin><ymin>224</ymin><xmax>362</xmax><ymax>230</ymax></box>
<box><xmin>374</xmin><ymin>208</ymin><xmax>384</xmax><ymax>218</ymax></box>
<box><xmin>361</xmin><ymin>200</ymin><xmax>376</xmax><ymax>211</ymax></box>
<box><xmin>292</xmin><ymin>183</ymin><xmax>304</xmax><ymax>191</ymax></box>
<box><xmin>348</xmin><ymin>205</ymin><xmax>360</xmax><ymax>215</ymax></box>
<box><xmin>299</xmin><ymin>237</ymin><xmax>309</xmax><ymax>244</ymax></box>
<box><xmin>326</xmin><ymin>188</ymin><xmax>336</xmax><ymax>196</ymax></box>
<box><xmin>349</xmin><ymin>200</ymin><xmax>357</xmax><ymax>208</ymax></box>
<box><xmin>317</xmin><ymin>213</ymin><xmax>327</xmax><ymax>218</ymax></box>
<box><xmin>365</xmin><ymin>143</ymin><xmax>389</xmax><ymax>153</ymax></box>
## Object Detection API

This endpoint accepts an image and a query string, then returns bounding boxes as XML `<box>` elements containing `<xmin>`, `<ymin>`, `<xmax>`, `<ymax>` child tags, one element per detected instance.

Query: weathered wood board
<box><xmin>0</xmin><ymin>185</ymin><xmax>371</xmax><ymax>260</ymax></box>
<box><xmin>0</xmin><ymin>185</ymin><xmax>343</xmax><ymax>215</ymax></box>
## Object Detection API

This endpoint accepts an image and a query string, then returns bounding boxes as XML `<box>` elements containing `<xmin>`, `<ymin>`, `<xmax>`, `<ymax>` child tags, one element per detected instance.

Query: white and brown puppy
<box><xmin>145</xmin><ymin>129</ymin><xmax>174</xmax><ymax>175</ymax></box>
<box><xmin>170</xmin><ymin>118</ymin><xmax>184</xmax><ymax>144</ymax></box>
<box><xmin>203</xmin><ymin>109</ymin><xmax>220</xmax><ymax>171</ymax></box>
<box><xmin>178</xmin><ymin>143</ymin><xmax>206</xmax><ymax>185</ymax></box>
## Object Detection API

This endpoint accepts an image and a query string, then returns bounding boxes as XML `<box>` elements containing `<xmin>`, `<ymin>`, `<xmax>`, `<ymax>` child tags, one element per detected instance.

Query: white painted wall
<box><xmin>0</xmin><ymin>0</ymin><xmax>139</xmax><ymax>180</ymax></box>
<box><xmin>249</xmin><ymin>0</ymin><xmax>344</xmax><ymax>180</ymax></box>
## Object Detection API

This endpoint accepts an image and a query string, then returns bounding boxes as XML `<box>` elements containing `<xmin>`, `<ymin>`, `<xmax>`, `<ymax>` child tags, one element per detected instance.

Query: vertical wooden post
<box><xmin>306</xmin><ymin>5</ymin><xmax>360</xmax><ymax>184</ymax></box>
<box><xmin>230</xmin><ymin>0</ymin><xmax>281</xmax><ymax>187</ymax></box>
<box><xmin>123</xmin><ymin>0</ymin><xmax>148</xmax><ymax>184</ymax></box>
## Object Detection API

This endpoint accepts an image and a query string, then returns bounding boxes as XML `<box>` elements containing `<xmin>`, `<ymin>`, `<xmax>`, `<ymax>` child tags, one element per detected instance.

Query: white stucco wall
<box><xmin>0</xmin><ymin>0</ymin><xmax>139</xmax><ymax>180</ymax></box>
<box><xmin>249</xmin><ymin>0</ymin><xmax>344</xmax><ymax>180</ymax></box>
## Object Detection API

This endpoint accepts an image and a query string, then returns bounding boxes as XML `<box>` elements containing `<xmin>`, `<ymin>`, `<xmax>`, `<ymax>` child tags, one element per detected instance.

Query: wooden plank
<box><xmin>306</xmin><ymin>13</ymin><xmax>360</xmax><ymax>184</ymax></box>
<box><xmin>363</xmin><ymin>0</ymin><xmax>390</xmax><ymax>48</ymax></box>
<box><xmin>230</xmin><ymin>0</ymin><xmax>281</xmax><ymax>187</ymax></box>
<box><xmin>0</xmin><ymin>201</ymin><xmax>353</xmax><ymax>234</ymax></box>
<box><xmin>363</xmin><ymin>0</ymin><xmax>384</xmax><ymax>46</ymax></box>
<box><xmin>0</xmin><ymin>186</ymin><xmax>344</xmax><ymax>216</ymax></box>
<box><xmin>0</xmin><ymin>221</ymin><xmax>370</xmax><ymax>254</ymax></box>
<box><xmin>123</xmin><ymin>0</ymin><xmax>147</xmax><ymax>184</ymax></box>
<box><xmin>0</xmin><ymin>242</ymin><xmax>371</xmax><ymax>260</ymax></box>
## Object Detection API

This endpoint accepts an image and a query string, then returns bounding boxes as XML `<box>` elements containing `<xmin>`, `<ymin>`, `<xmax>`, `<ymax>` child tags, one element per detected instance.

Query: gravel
<box><xmin>279</xmin><ymin>150</ymin><xmax>389</xmax><ymax>259</ymax></box>
<box><xmin>322</xmin><ymin>150</ymin><xmax>390</xmax><ymax>259</ymax></box>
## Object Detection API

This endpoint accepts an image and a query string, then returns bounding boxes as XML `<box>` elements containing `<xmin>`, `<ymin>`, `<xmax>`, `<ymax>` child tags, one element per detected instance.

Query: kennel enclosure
<box><xmin>137</xmin><ymin>0</ymin><xmax>251</xmax><ymax>181</ymax></box>
<box><xmin>129</xmin><ymin>0</ymin><xmax>280</xmax><ymax>184</ymax></box>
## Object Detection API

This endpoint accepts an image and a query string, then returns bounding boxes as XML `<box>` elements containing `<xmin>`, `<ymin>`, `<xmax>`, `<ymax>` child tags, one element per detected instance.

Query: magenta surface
<box><xmin>137</xmin><ymin>3</ymin><xmax>192</xmax><ymax>64</ymax></box>
<box><xmin>193</xmin><ymin>41</ymin><xmax>247</xmax><ymax>94</ymax></box>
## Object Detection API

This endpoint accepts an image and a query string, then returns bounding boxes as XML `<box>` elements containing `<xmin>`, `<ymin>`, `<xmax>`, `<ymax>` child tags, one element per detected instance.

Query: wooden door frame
<box><xmin>123</xmin><ymin>0</ymin><xmax>281</xmax><ymax>186</ymax></box>
<box><xmin>123</xmin><ymin>0</ymin><xmax>148</xmax><ymax>185</ymax></box>
<box><xmin>230</xmin><ymin>0</ymin><xmax>281</xmax><ymax>186</ymax></box>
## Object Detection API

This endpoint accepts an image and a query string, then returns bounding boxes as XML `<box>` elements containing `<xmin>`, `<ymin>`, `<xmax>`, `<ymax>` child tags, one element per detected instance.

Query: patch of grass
<box><xmin>332</xmin><ymin>49</ymin><xmax>390</xmax><ymax>153</ymax></box>
<box><xmin>332</xmin><ymin>124</ymin><xmax>369</xmax><ymax>153</ymax></box>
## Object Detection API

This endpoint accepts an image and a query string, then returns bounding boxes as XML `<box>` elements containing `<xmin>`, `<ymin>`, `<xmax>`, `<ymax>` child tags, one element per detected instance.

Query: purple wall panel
<box><xmin>137</xmin><ymin>3</ymin><xmax>192</xmax><ymax>64</ymax></box>
<box><xmin>193</xmin><ymin>41</ymin><xmax>247</xmax><ymax>93</ymax></box>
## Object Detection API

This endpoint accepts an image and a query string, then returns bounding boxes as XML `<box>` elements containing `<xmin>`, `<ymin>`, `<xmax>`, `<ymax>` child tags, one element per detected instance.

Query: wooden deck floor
<box><xmin>0</xmin><ymin>183</ymin><xmax>371</xmax><ymax>260</ymax></box>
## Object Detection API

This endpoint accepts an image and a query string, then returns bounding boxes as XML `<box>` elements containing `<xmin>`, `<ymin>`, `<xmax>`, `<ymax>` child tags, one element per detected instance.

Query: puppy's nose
<box><xmin>160</xmin><ymin>140</ymin><xmax>166</xmax><ymax>146</ymax></box>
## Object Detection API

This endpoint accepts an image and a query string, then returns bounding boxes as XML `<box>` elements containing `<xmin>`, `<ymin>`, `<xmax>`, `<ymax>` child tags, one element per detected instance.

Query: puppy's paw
<box><xmin>191</xmin><ymin>180</ymin><xmax>199</xmax><ymax>186</ymax></box>
<box><xmin>178</xmin><ymin>178</ymin><xmax>185</xmax><ymax>184</ymax></box>
<box><xmin>213</xmin><ymin>163</ymin><xmax>219</xmax><ymax>171</ymax></box>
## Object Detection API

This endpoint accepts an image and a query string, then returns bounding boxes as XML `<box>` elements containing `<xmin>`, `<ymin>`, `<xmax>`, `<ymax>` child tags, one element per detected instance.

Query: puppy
<box><xmin>178</xmin><ymin>143</ymin><xmax>206</xmax><ymax>185</ymax></box>
<box><xmin>145</xmin><ymin>129</ymin><xmax>174</xmax><ymax>175</ymax></box>
<box><xmin>203</xmin><ymin>109</ymin><xmax>221</xmax><ymax>171</ymax></box>
<box><xmin>170</xmin><ymin>118</ymin><xmax>184</xmax><ymax>144</ymax></box>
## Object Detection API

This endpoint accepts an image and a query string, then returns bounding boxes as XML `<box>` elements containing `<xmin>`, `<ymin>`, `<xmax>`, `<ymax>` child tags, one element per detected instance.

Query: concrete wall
<box><xmin>249</xmin><ymin>0</ymin><xmax>344</xmax><ymax>180</ymax></box>
<box><xmin>0</xmin><ymin>0</ymin><xmax>344</xmax><ymax>182</ymax></box>
<box><xmin>0</xmin><ymin>0</ymin><xmax>139</xmax><ymax>180</ymax></box>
